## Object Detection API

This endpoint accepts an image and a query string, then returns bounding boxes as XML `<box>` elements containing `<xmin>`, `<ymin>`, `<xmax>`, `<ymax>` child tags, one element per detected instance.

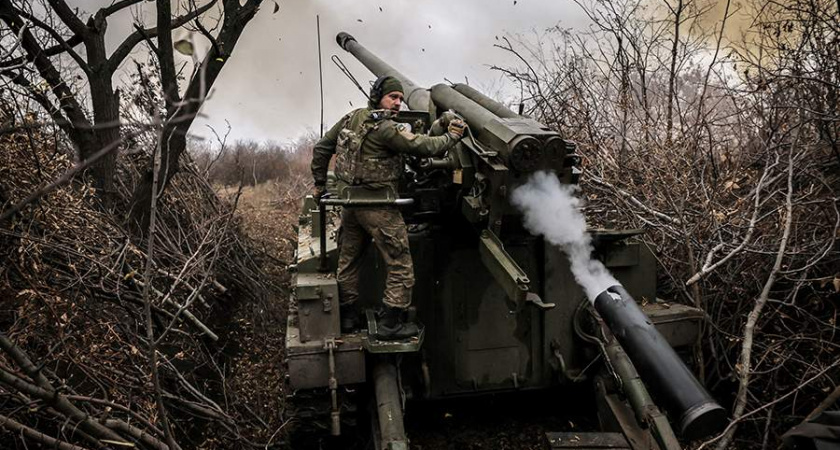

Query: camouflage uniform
<box><xmin>311</xmin><ymin>107</ymin><xmax>456</xmax><ymax>309</ymax></box>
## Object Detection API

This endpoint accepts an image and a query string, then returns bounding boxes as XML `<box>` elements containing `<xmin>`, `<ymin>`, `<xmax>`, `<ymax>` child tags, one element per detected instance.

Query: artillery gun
<box><xmin>284</xmin><ymin>32</ymin><xmax>727</xmax><ymax>449</ymax></box>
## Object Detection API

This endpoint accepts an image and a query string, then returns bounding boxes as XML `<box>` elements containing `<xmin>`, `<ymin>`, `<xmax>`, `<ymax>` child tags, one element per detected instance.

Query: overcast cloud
<box><xmin>71</xmin><ymin>0</ymin><xmax>589</xmax><ymax>143</ymax></box>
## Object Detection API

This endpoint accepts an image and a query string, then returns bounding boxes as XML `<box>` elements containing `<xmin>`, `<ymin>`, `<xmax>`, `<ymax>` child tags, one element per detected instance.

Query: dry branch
<box><xmin>0</xmin><ymin>413</ymin><xmax>92</xmax><ymax>450</ymax></box>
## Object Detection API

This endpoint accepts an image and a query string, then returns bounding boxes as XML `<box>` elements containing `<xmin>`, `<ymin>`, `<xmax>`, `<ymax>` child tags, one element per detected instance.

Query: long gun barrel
<box><xmin>594</xmin><ymin>285</ymin><xmax>726</xmax><ymax>439</ymax></box>
<box><xmin>452</xmin><ymin>83</ymin><xmax>521</xmax><ymax>118</ymax></box>
<box><xmin>337</xmin><ymin>32</ymin><xmax>430</xmax><ymax>111</ymax></box>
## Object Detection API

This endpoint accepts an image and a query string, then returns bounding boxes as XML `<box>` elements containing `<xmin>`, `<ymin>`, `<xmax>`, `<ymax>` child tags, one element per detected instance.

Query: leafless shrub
<box><xmin>496</xmin><ymin>0</ymin><xmax>839</xmax><ymax>447</ymax></box>
<box><xmin>0</xmin><ymin>71</ymin><xmax>294</xmax><ymax>449</ymax></box>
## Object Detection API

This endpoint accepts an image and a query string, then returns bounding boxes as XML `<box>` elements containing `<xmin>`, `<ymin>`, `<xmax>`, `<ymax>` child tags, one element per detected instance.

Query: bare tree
<box><xmin>0</xmin><ymin>0</ymin><xmax>263</xmax><ymax>225</ymax></box>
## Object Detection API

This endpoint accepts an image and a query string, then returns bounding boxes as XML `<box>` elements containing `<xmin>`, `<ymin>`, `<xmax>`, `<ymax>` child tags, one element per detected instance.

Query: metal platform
<box><xmin>361</xmin><ymin>310</ymin><xmax>424</xmax><ymax>353</ymax></box>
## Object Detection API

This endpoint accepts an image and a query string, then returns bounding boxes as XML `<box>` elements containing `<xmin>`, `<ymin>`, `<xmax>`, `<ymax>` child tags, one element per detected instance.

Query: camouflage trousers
<box><xmin>337</xmin><ymin>207</ymin><xmax>414</xmax><ymax>309</ymax></box>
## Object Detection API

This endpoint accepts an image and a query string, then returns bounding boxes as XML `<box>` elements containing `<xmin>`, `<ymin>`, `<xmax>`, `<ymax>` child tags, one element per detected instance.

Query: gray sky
<box><xmin>193</xmin><ymin>0</ymin><xmax>589</xmax><ymax>143</ymax></box>
<box><xmin>72</xmin><ymin>0</ymin><xmax>589</xmax><ymax>143</ymax></box>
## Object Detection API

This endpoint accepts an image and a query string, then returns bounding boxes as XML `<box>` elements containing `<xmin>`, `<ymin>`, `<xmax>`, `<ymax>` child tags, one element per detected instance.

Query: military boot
<box><xmin>339</xmin><ymin>303</ymin><xmax>360</xmax><ymax>333</ymax></box>
<box><xmin>375</xmin><ymin>306</ymin><xmax>419</xmax><ymax>341</ymax></box>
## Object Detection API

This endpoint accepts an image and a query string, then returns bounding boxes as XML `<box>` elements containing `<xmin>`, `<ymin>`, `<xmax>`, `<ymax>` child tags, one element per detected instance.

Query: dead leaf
<box><xmin>173</xmin><ymin>39</ymin><xmax>194</xmax><ymax>56</ymax></box>
<box><xmin>834</xmin><ymin>276</ymin><xmax>840</xmax><ymax>293</ymax></box>
<box><xmin>723</xmin><ymin>180</ymin><xmax>740</xmax><ymax>190</ymax></box>
<box><xmin>273</xmin><ymin>1</ymin><xmax>279</xmax><ymax>13</ymax></box>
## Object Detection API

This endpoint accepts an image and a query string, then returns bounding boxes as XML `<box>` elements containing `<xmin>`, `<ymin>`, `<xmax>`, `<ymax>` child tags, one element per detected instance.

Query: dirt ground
<box><xmin>216</xmin><ymin>182</ymin><xmax>302</xmax><ymax>446</ymax></box>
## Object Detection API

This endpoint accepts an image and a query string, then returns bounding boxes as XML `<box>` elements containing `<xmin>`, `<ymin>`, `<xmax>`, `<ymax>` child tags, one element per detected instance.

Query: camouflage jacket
<box><xmin>311</xmin><ymin>108</ymin><xmax>456</xmax><ymax>189</ymax></box>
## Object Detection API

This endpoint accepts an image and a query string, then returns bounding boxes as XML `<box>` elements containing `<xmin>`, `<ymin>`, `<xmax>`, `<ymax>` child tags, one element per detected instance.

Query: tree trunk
<box><xmin>128</xmin><ymin>121</ymin><xmax>187</xmax><ymax>232</ymax></box>
<box><xmin>85</xmin><ymin>28</ymin><xmax>120</xmax><ymax>197</ymax></box>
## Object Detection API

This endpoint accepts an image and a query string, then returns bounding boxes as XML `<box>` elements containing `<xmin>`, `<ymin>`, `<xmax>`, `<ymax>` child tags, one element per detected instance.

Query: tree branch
<box><xmin>0</xmin><ymin>0</ymin><xmax>95</xmax><ymax>143</ymax></box>
<box><xmin>142</xmin><ymin>121</ymin><xmax>180</xmax><ymax>450</ymax></box>
<box><xmin>132</xmin><ymin>22</ymin><xmax>160</xmax><ymax>55</ymax></box>
<box><xmin>99</xmin><ymin>0</ymin><xmax>144</xmax><ymax>18</ymax></box>
<box><xmin>108</xmin><ymin>0</ymin><xmax>218</xmax><ymax>73</ymax></box>
<box><xmin>0</xmin><ymin>126</ymin><xmax>129</xmax><ymax>223</ymax></box>
<box><xmin>189</xmin><ymin>0</ymin><xmax>221</xmax><ymax>56</ymax></box>
<box><xmin>156</xmin><ymin>0</ymin><xmax>180</xmax><ymax>109</ymax></box>
<box><xmin>66</xmin><ymin>395</ymin><xmax>164</xmax><ymax>437</ymax></box>
<box><xmin>1</xmin><ymin>70</ymin><xmax>82</xmax><ymax>150</ymax></box>
<box><xmin>685</xmin><ymin>154</ymin><xmax>780</xmax><ymax>285</ymax></box>
<box><xmin>0</xmin><ymin>33</ymin><xmax>83</xmax><ymax>69</ymax></box>
<box><xmin>0</xmin><ymin>337</ymin><xmax>128</xmax><ymax>445</ymax></box>
<box><xmin>104</xmin><ymin>419</ymin><xmax>170</xmax><ymax>450</ymax></box>
<box><xmin>44</xmin><ymin>0</ymin><xmax>88</xmax><ymax>36</ymax></box>
<box><xmin>6</xmin><ymin>4</ymin><xmax>90</xmax><ymax>73</ymax></box>
<box><xmin>0</xmin><ymin>413</ymin><xmax>92</xmax><ymax>450</ymax></box>
<box><xmin>714</xmin><ymin>145</ymin><xmax>797</xmax><ymax>450</ymax></box>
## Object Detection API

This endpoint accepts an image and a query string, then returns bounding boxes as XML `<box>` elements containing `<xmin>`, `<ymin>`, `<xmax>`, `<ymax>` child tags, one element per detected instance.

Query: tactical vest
<box><xmin>334</xmin><ymin>110</ymin><xmax>403</xmax><ymax>185</ymax></box>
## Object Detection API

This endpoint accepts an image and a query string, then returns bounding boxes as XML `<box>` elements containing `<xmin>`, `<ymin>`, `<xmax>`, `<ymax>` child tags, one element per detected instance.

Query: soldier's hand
<box><xmin>313</xmin><ymin>185</ymin><xmax>327</xmax><ymax>205</ymax></box>
<box><xmin>447</xmin><ymin>119</ymin><xmax>467</xmax><ymax>140</ymax></box>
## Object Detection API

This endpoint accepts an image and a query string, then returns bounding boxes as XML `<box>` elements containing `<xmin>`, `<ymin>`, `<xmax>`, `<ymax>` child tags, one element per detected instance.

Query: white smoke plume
<box><xmin>511</xmin><ymin>171</ymin><xmax>618</xmax><ymax>302</ymax></box>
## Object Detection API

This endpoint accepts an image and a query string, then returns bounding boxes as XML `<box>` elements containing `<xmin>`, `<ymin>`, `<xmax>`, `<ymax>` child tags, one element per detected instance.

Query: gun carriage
<box><xmin>284</xmin><ymin>32</ymin><xmax>726</xmax><ymax>450</ymax></box>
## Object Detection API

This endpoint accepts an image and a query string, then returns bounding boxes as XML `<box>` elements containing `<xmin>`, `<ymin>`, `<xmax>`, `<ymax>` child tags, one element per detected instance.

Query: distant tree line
<box><xmin>190</xmin><ymin>134</ymin><xmax>316</xmax><ymax>187</ymax></box>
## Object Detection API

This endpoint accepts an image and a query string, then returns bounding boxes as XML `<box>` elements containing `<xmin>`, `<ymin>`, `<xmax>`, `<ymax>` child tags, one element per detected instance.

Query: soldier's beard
<box><xmin>378</xmin><ymin>99</ymin><xmax>401</xmax><ymax>112</ymax></box>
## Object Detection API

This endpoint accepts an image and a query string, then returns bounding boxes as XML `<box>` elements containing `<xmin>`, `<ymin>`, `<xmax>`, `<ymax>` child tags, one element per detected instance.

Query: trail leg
<box><xmin>373</xmin><ymin>357</ymin><xmax>408</xmax><ymax>450</ymax></box>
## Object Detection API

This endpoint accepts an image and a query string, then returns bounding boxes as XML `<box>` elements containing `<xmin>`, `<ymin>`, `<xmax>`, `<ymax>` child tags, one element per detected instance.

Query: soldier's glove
<box><xmin>313</xmin><ymin>185</ymin><xmax>327</xmax><ymax>205</ymax></box>
<box><xmin>447</xmin><ymin>119</ymin><xmax>467</xmax><ymax>140</ymax></box>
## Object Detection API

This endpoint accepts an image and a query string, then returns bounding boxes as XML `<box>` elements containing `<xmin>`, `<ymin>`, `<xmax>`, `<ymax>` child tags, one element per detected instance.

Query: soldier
<box><xmin>311</xmin><ymin>75</ymin><xmax>466</xmax><ymax>340</ymax></box>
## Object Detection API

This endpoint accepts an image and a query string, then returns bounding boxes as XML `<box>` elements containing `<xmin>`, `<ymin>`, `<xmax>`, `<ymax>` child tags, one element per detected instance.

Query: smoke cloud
<box><xmin>511</xmin><ymin>171</ymin><xmax>617</xmax><ymax>302</ymax></box>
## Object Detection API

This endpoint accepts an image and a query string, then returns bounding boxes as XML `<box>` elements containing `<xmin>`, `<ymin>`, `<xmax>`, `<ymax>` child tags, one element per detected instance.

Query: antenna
<box><xmin>331</xmin><ymin>55</ymin><xmax>371</xmax><ymax>101</ymax></box>
<box><xmin>317</xmin><ymin>15</ymin><xmax>324</xmax><ymax>138</ymax></box>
